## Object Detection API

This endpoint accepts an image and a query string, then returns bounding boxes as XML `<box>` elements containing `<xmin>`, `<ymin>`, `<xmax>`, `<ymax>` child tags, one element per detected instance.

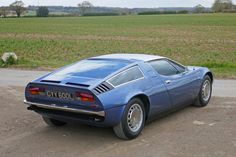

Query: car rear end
<box><xmin>25</xmin><ymin>82</ymin><xmax>107</xmax><ymax>124</ymax></box>
<box><xmin>24</xmin><ymin>58</ymin><xmax>133</xmax><ymax>127</ymax></box>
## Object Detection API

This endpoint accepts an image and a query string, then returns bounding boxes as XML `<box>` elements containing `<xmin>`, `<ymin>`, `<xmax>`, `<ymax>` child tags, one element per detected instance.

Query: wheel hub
<box><xmin>202</xmin><ymin>80</ymin><xmax>211</xmax><ymax>102</ymax></box>
<box><xmin>127</xmin><ymin>103</ymin><xmax>143</xmax><ymax>132</ymax></box>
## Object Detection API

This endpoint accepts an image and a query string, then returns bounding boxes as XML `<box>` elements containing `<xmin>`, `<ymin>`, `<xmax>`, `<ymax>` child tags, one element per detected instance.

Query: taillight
<box><xmin>75</xmin><ymin>92</ymin><xmax>95</xmax><ymax>102</ymax></box>
<box><xmin>29</xmin><ymin>87</ymin><xmax>45</xmax><ymax>95</ymax></box>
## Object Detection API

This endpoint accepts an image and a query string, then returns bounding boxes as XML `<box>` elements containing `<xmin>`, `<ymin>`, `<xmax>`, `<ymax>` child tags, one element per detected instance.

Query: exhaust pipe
<box><xmin>27</xmin><ymin>106</ymin><xmax>34</xmax><ymax>111</ymax></box>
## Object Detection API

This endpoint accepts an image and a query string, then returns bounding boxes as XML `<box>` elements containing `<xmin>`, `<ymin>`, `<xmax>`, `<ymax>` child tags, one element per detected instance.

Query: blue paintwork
<box><xmin>25</xmin><ymin>54</ymin><xmax>213</xmax><ymax>127</ymax></box>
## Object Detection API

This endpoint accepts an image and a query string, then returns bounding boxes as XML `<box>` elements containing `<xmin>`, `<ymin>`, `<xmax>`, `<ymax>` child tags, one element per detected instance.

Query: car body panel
<box><xmin>155</xmin><ymin>68</ymin><xmax>200</xmax><ymax>107</ymax></box>
<box><xmin>24</xmin><ymin>54</ymin><xmax>213</xmax><ymax>127</ymax></box>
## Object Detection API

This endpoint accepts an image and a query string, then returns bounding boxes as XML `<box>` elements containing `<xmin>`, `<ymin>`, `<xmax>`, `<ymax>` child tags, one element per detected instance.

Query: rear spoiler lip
<box><xmin>24</xmin><ymin>100</ymin><xmax>105</xmax><ymax>117</ymax></box>
<box><xmin>27</xmin><ymin>82</ymin><xmax>90</xmax><ymax>89</ymax></box>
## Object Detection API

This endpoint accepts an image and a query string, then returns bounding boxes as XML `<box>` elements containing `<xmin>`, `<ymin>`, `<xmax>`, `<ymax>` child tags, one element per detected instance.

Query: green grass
<box><xmin>0</xmin><ymin>14</ymin><xmax>236</xmax><ymax>78</ymax></box>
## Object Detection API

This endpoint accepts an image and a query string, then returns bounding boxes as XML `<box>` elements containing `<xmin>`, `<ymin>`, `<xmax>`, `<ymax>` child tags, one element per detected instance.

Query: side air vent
<box><xmin>93</xmin><ymin>82</ymin><xmax>113</xmax><ymax>95</ymax></box>
<box><xmin>66</xmin><ymin>82</ymin><xmax>90</xmax><ymax>88</ymax></box>
<box><xmin>41</xmin><ymin>80</ymin><xmax>61</xmax><ymax>83</ymax></box>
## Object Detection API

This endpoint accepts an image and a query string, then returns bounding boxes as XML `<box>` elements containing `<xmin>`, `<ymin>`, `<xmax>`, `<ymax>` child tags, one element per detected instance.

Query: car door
<box><xmin>138</xmin><ymin>62</ymin><xmax>172</xmax><ymax>117</ymax></box>
<box><xmin>149</xmin><ymin>59</ymin><xmax>195</xmax><ymax>108</ymax></box>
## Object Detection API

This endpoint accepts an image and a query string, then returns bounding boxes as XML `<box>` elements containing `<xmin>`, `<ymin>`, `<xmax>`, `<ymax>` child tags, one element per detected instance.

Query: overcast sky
<box><xmin>1</xmin><ymin>0</ymin><xmax>236</xmax><ymax>8</ymax></box>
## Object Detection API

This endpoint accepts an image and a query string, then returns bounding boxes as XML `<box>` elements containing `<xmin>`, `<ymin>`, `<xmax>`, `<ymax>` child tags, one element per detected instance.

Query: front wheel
<box><xmin>42</xmin><ymin>116</ymin><xmax>67</xmax><ymax>127</ymax></box>
<box><xmin>193</xmin><ymin>75</ymin><xmax>212</xmax><ymax>107</ymax></box>
<box><xmin>113</xmin><ymin>98</ymin><xmax>146</xmax><ymax>140</ymax></box>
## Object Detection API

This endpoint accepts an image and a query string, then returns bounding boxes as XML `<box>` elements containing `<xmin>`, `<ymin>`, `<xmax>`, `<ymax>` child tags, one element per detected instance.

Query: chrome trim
<box><xmin>110</xmin><ymin>77</ymin><xmax>144</xmax><ymax>88</ymax></box>
<box><xmin>105</xmin><ymin>80</ymin><xmax>115</xmax><ymax>88</ymax></box>
<box><xmin>24</xmin><ymin>100</ymin><xmax>105</xmax><ymax>117</ymax></box>
<box><xmin>106</xmin><ymin>66</ymin><xmax>145</xmax><ymax>88</ymax></box>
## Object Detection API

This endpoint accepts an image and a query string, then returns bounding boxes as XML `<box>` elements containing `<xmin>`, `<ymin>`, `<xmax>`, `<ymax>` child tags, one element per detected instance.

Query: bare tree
<box><xmin>194</xmin><ymin>4</ymin><xmax>205</xmax><ymax>13</ymax></box>
<box><xmin>10</xmin><ymin>1</ymin><xmax>26</xmax><ymax>17</ymax></box>
<box><xmin>78</xmin><ymin>1</ymin><xmax>93</xmax><ymax>16</ymax></box>
<box><xmin>212</xmin><ymin>0</ymin><xmax>233</xmax><ymax>12</ymax></box>
<box><xmin>0</xmin><ymin>7</ymin><xmax>9</xmax><ymax>18</ymax></box>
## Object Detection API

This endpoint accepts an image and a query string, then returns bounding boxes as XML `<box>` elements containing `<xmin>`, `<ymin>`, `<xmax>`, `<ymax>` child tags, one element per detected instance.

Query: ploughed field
<box><xmin>0</xmin><ymin>13</ymin><xmax>235</xmax><ymax>78</ymax></box>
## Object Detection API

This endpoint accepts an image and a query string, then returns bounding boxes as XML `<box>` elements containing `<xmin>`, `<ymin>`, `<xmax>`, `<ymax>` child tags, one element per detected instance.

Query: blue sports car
<box><xmin>24</xmin><ymin>54</ymin><xmax>213</xmax><ymax>139</ymax></box>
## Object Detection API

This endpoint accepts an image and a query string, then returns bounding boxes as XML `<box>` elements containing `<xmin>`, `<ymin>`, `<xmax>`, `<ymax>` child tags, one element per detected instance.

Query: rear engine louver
<box><xmin>66</xmin><ymin>82</ymin><xmax>90</xmax><ymax>88</ymax></box>
<box><xmin>41</xmin><ymin>80</ymin><xmax>61</xmax><ymax>83</ymax></box>
<box><xmin>93</xmin><ymin>82</ymin><xmax>113</xmax><ymax>95</ymax></box>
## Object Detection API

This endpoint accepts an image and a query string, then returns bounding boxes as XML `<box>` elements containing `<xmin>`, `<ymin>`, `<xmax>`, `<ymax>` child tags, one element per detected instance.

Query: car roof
<box><xmin>89</xmin><ymin>54</ymin><xmax>165</xmax><ymax>62</ymax></box>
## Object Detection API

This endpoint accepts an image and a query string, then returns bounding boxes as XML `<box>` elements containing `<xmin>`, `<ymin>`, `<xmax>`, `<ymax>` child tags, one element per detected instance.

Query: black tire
<box><xmin>42</xmin><ymin>116</ymin><xmax>67</xmax><ymax>127</ymax></box>
<box><xmin>193</xmin><ymin>75</ymin><xmax>212</xmax><ymax>107</ymax></box>
<box><xmin>113</xmin><ymin>98</ymin><xmax>146</xmax><ymax>140</ymax></box>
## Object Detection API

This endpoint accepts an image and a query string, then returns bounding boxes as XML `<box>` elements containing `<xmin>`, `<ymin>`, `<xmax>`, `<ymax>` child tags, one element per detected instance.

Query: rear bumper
<box><xmin>24</xmin><ymin>100</ymin><xmax>105</xmax><ymax>117</ymax></box>
<box><xmin>24</xmin><ymin>100</ymin><xmax>125</xmax><ymax>127</ymax></box>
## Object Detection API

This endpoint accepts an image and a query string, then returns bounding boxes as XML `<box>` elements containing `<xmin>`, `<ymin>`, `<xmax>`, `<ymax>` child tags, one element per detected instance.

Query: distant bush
<box><xmin>5</xmin><ymin>55</ymin><xmax>17</xmax><ymax>65</ymax></box>
<box><xmin>222</xmin><ymin>9</ymin><xmax>236</xmax><ymax>13</ymax></box>
<box><xmin>36</xmin><ymin>7</ymin><xmax>49</xmax><ymax>17</ymax></box>
<box><xmin>138</xmin><ymin>10</ymin><xmax>177</xmax><ymax>15</ymax></box>
<box><xmin>83</xmin><ymin>12</ymin><xmax>119</xmax><ymax>16</ymax></box>
<box><xmin>0</xmin><ymin>59</ymin><xmax>4</xmax><ymax>67</ymax></box>
<box><xmin>138</xmin><ymin>10</ymin><xmax>190</xmax><ymax>15</ymax></box>
<box><xmin>48</xmin><ymin>14</ymin><xmax>76</xmax><ymax>17</ymax></box>
<box><xmin>178</xmin><ymin>10</ymin><xmax>189</xmax><ymax>14</ymax></box>
<box><xmin>0</xmin><ymin>55</ymin><xmax>18</xmax><ymax>67</ymax></box>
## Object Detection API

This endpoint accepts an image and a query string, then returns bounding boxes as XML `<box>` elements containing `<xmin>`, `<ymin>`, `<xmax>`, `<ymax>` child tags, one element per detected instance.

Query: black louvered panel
<box><xmin>93</xmin><ymin>82</ymin><xmax>113</xmax><ymax>95</ymax></box>
<box><xmin>100</xmin><ymin>83</ymin><xmax>110</xmax><ymax>91</ymax></box>
<box><xmin>96</xmin><ymin>86</ymin><xmax>106</xmax><ymax>93</ymax></box>
<box><xmin>94</xmin><ymin>87</ymin><xmax>103</xmax><ymax>94</ymax></box>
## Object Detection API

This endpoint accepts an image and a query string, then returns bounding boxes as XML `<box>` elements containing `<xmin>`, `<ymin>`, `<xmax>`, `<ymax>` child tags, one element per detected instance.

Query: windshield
<box><xmin>52</xmin><ymin>59</ymin><xmax>130</xmax><ymax>79</ymax></box>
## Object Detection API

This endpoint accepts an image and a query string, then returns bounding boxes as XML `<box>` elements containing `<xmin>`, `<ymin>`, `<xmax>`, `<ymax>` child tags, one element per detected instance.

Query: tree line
<box><xmin>0</xmin><ymin>0</ymin><xmax>236</xmax><ymax>18</ymax></box>
<box><xmin>0</xmin><ymin>0</ymin><xmax>93</xmax><ymax>17</ymax></box>
<box><xmin>0</xmin><ymin>1</ymin><xmax>49</xmax><ymax>17</ymax></box>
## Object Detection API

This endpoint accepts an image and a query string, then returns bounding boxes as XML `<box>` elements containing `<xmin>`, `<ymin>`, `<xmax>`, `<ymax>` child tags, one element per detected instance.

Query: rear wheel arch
<box><xmin>131</xmin><ymin>94</ymin><xmax>150</xmax><ymax>121</ymax></box>
<box><xmin>113</xmin><ymin>97</ymin><xmax>146</xmax><ymax>139</ymax></box>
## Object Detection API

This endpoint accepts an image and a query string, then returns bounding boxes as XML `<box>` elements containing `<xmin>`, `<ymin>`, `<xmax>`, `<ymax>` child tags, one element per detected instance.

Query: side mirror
<box><xmin>181</xmin><ymin>67</ymin><xmax>188</xmax><ymax>75</ymax></box>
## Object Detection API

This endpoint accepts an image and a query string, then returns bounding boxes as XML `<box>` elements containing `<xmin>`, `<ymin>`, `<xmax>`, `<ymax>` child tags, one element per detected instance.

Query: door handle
<box><xmin>165</xmin><ymin>80</ymin><xmax>171</xmax><ymax>84</ymax></box>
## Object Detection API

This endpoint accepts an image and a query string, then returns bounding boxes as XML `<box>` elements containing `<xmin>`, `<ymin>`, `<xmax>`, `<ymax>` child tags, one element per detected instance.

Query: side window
<box><xmin>168</xmin><ymin>60</ymin><xmax>186</xmax><ymax>73</ymax></box>
<box><xmin>149</xmin><ymin>60</ymin><xmax>178</xmax><ymax>76</ymax></box>
<box><xmin>107</xmin><ymin>67</ymin><xmax>144</xmax><ymax>87</ymax></box>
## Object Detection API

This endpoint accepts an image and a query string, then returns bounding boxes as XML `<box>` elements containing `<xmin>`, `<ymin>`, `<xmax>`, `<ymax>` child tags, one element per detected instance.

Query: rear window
<box><xmin>53</xmin><ymin>59</ymin><xmax>130</xmax><ymax>79</ymax></box>
<box><xmin>107</xmin><ymin>66</ymin><xmax>144</xmax><ymax>87</ymax></box>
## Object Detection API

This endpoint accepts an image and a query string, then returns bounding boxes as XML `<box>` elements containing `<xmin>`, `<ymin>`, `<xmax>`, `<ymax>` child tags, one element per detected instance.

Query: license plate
<box><xmin>46</xmin><ymin>91</ymin><xmax>73</xmax><ymax>100</ymax></box>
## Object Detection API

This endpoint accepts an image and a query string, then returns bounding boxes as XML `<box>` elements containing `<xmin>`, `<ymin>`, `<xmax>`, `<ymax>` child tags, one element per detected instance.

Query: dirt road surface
<box><xmin>0</xmin><ymin>69</ymin><xmax>235</xmax><ymax>157</ymax></box>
